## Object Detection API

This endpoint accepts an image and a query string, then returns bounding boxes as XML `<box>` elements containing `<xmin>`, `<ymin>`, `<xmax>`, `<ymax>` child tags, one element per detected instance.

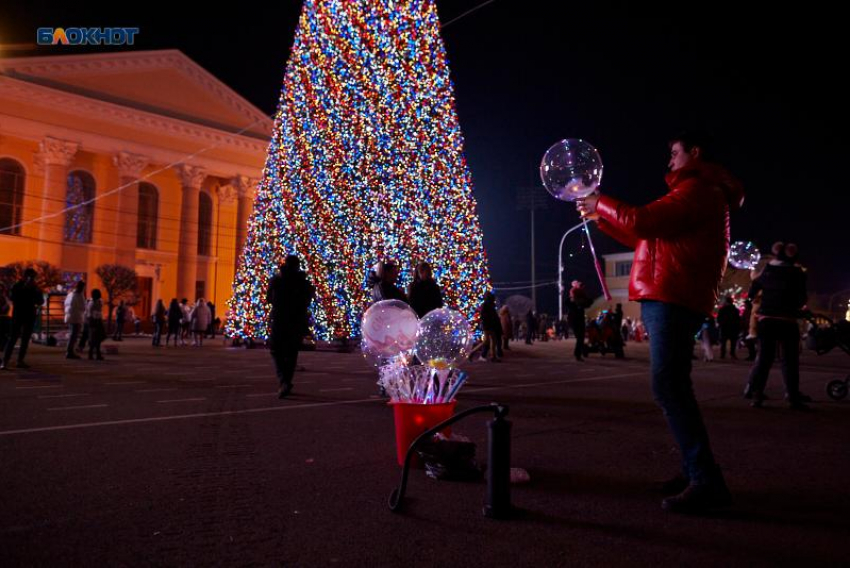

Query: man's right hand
<box><xmin>576</xmin><ymin>192</ymin><xmax>600</xmax><ymax>218</ymax></box>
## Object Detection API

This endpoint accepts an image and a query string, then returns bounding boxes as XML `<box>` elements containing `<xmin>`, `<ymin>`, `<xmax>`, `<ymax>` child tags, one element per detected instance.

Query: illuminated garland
<box><xmin>226</xmin><ymin>0</ymin><xmax>490</xmax><ymax>341</ymax></box>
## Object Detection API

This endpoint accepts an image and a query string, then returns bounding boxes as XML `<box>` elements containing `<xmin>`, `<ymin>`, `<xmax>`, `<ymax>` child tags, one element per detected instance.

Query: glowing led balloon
<box><xmin>413</xmin><ymin>308</ymin><xmax>472</xmax><ymax>369</ymax></box>
<box><xmin>540</xmin><ymin>139</ymin><xmax>603</xmax><ymax>201</ymax></box>
<box><xmin>729</xmin><ymin>241</ymin><xmax>761</xmax><ymax>270</ymax></box>
<box><xmin>361</xmin><ymin>300</ymin><xmax>419</xmax><ymax>358</ymax></box>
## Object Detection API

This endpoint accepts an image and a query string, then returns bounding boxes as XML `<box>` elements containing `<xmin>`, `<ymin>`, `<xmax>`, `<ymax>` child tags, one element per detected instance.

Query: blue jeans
<box><xmin>641</xmin><ymin>301</ymin><xmax>719</xmax><ymax>485</ymax></box>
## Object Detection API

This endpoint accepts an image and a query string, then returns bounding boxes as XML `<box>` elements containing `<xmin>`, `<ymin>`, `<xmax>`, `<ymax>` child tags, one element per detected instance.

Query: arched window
<box><xmin>64</xmin><ymin>170</ymin><xmax>95</xmax><ymax>243</ymax></box>
<box><xmin>137</xmin><ymin>183</ymin><xmax>158</xmax><ymax>249</ymax></box>
<box><xmin>197</xmin><ymin>191</ymin><xmax>213</xmax><ymax>256</ymax></box>
<box><xmin>0</xmin><ymin>158</ymin><xmax>25</xmax><ymax>236</ymax></box>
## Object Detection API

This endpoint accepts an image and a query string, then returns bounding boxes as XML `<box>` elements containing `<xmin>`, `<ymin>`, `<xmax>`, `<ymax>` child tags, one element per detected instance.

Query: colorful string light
<box><xmin>226</xmin><ymin>0</ymin><xmax>491</xmax><ymax>341</ymax></box>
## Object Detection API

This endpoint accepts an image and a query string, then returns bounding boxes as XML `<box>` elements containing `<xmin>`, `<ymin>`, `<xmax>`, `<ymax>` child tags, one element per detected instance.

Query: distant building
<box><xmin>588</xmin><ymin>251</ymin><xmax>641</xmax><ymax>322</ymax></box>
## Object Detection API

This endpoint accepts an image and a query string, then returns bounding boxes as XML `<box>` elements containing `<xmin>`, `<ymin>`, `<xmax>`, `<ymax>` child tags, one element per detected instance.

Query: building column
<box><xmin>34</xmin><ymin>137</ymin><xmax>79</xmax><ymax>264</ymax></box>
<box><xmin>174</xmin><ymin>164</ymin><xmax>207</xmax><ymax>300</ymax></box>
<box><xmin>213</xmin><ymin>183</ymin><xmax>236</xmax><ymax>307</ymax></box>
<box><xmin>112</xmin><ymin>152</ymin><xmax>149</xmax><ymax>268</ymax></box>
<box><xmin>233</xmin><ymin>175</ymin><xmax>258</xmax><ymax>268</ymax></box>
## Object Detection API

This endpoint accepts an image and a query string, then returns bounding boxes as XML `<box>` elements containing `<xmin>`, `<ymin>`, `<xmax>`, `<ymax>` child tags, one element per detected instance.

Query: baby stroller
<box><xmin>805</xmin><ymin>314</ymin><xmax>850</xmax><ymax>400</ymax></box>
<box><xmin>583</xmin><ymin>320</ymin><xmax>612</xmax><ymax>356</ymax></box>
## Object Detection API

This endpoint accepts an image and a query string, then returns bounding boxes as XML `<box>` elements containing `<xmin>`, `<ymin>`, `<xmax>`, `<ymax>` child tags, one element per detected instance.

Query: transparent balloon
<box><xmin>729</xmin><ymin>241</ymin><xmax>761</xmax><ymax>270</ymax></box>
<box><xmin>361</xmin><ymin>300</ymin><xmax>419</xmax><ymax>359</ymax></box>
<box><xmin>540</xmin><ymin>139</ymin><xmax>603</xmax><ymax>202</ymax></box>
<box><xmin>413</xmin><ymin>308</ymin><xmax>472</xmax><ymax>369</ymax></box>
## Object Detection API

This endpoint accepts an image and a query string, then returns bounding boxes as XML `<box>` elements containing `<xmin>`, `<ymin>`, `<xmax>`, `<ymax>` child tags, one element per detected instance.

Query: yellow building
<box><xmin>0</xmin><ymin>49</ymin><xmax>271</xmax><ymax>320</ymax></box>
<box><xmin>588</xmin><ymin>251</ymin><xmax>641</xmax><ymax>321</ymax></box>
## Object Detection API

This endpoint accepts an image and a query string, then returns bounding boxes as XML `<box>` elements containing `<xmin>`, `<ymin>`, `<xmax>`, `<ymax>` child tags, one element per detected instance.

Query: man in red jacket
<box><xmin>577</xmin><ymin>132</ymin><xmax>744</xmax><ymax>514</ymax></box>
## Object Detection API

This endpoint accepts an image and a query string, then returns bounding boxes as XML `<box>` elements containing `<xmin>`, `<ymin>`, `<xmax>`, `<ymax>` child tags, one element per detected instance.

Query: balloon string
<box><xmin>582</xmin><ymin>218</ymin><xmax>612</xmax><ymax>301</ymax></box>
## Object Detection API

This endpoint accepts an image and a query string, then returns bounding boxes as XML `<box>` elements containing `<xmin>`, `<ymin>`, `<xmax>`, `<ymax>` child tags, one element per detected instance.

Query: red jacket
<box><xmin>595</xmin><ymin>160</ymin><xmax>744</xmax><ymax>316</ymax></box>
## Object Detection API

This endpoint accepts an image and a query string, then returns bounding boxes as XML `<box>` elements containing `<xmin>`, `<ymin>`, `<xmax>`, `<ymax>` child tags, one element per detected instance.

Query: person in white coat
<box><xmin>190</xmin><ymin>298</ymin><xmax>212</xmax><ymax>347</ymax></box>
<box><xmin>63</xmin><ymin>281</ymin><xmax>86</xmax><ymax>360</ymax></box>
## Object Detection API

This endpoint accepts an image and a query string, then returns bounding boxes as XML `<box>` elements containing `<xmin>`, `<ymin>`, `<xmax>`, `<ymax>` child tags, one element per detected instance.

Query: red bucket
<box><xmin>390</xmin><ymin>401</ymin><xmax>457</xmax><ymax>466</ymax></box>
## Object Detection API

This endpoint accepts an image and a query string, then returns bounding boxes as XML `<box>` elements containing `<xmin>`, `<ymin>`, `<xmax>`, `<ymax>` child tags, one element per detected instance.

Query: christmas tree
<box><xmin>226</xmin><ymin>0</ymin><xmax>490</xmax><ymax>341</ymax></box>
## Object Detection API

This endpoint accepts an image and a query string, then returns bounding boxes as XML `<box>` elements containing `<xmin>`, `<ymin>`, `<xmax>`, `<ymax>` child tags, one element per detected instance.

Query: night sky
<box><xmin>2</xmin><ymin>1</ymin><xmax>847</xmax><ymax>313</ymax></box>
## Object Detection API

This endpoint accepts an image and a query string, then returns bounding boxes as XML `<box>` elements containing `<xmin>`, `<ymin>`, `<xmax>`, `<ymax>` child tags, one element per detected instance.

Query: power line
<box><xmin>0</xmin><ymin>115</ymin><xmax>270</xmax><ymax>234</ymax></box>
<box><xmin>441</xmin><ymin>0</ymin><xmax>497</xmax><ymax>29</ymax></box>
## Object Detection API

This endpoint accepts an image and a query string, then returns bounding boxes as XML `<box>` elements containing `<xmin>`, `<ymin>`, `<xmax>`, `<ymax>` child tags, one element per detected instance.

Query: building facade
<box><xmin>588</xmin><ymin>251</ymin><xmax>641</xmax><ymax>322</ymax></box>
<box><xmin>0</xmin><ymin>50</ymin><xmax>271</xmax><ymax>319</ymax></box>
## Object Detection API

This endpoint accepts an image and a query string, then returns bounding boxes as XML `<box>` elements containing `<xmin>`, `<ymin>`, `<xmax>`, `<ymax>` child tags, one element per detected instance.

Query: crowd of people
<box><xmin>0</xmin><ymin>270</ymin><xmax>224</xmax><ymax>370</ymax></box>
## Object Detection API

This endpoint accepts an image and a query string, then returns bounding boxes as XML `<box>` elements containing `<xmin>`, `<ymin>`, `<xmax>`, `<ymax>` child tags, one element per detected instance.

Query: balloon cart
<box><xmin>361</xmin><ymin>303</ymin><xmax>514</xmax><ymax>518</ymax></box>
<box><xmin>388</xmin><ymin>402</ymin><xmax>513</xmax><ymax>519</ymax></box>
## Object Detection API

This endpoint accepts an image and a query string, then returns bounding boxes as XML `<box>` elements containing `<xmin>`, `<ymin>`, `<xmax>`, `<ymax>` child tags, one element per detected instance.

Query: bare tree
<box><xmin>1</xmin><ymin>260</ymin><xmax>63</xmax><ymax>291</ymax></box>
<box><xmin>95</xmin><ymin>264</ymin><xmax>138</xmax><ymax>333</ymax></box>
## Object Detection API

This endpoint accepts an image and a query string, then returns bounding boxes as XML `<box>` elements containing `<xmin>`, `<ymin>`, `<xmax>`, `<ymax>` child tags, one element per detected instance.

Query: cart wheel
<box><xmin>826</xmin><ymin>379</ymin><xmax>848</xmax><ymax>401</ymax></box>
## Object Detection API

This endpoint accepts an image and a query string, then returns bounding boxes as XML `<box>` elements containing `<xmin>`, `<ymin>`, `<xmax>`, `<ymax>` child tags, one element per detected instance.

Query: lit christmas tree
<box><xmin>226</xmin><ymin>0</ymin><xmax>491</xmax><ymax>341</ymax></box>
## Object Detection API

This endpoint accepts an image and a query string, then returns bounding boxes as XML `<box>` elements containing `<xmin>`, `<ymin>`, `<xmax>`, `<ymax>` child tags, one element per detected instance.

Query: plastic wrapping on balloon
<box><xmin>361</xmin><ymin>300</ymin><xmax>419</xmax><ymax>359</ymax></box>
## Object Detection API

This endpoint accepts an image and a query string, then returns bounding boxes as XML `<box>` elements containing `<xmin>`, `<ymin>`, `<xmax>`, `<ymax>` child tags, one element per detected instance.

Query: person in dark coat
<box><xmin>744</xmin><ymin>242</ymin><xmax>810</xmax><ymax>409</ymax></box>
<box><xmin>524</xmin><ymin>310</ymin><xmax>537</xmax><ymax>344</ymax></box>
<box><xmin>113</xmin><ymin>300</ymin><xmax>127</xmax><ymax>341</ymax></box>
<box><xmin>267</xmin><ymin>255</ymin><xmax>315</xmax><ymax>398</ymax></box>
<box><xmin>206</xmin><ymin>301</ymin><xmax>217</xmax><ymax>339</ymax></box>
<box><xmin>479</xmin><ymin>291</ymin><xmax>502</xmax><ymax>362</ymax></box>
<box><xmin>152</xmin><ymin>300</ymin><xmax>167</xmax><ymax>347</ymax></box>
<box><xmin>740</xmin><ymin>298</ymin><xmax>756</xmax><ymax>361</ymax></box>
<box><xmin>165</xmin><ymin>299</ymin><xmax>183</xmax><ymax>347</ymax></box>
<box><xmin>609</xmin><ymin>303</ymin><xmax>626</xmax><ymax>358</ymax></box>
<box><xmin>370</xmin><ymin>260</ymin><xmax>407</xmax><ymax>304</ymax></box>
<box><xmin>567</xmin><ymin>281</ymin><xmax>591</xmax><ymax>361</ymax></box>
<box><xmin>716</xmin><ymin>296</ymin><xmax>741</xmax><ymax>359</ymax></box>
<box><xmin>1</xmin><ymin>268</ymin><xmax>44</xmax><ymax>370</ymax></box>
<box><xmin>408</xmin><ymin>262</ymin><xmax>443</xmax><ymax>318</ymax></box>
<box><xmin>0</xmin><ymin>283</ymin><xmax>12</xmax><ymax>365</ymax></box>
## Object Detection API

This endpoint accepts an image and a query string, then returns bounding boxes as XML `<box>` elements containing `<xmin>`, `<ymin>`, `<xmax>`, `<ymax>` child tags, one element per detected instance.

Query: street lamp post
<box><xmin>558</xmin><ymin>221</ymin><xmax>587</xmax><ymax>322</ymax></box>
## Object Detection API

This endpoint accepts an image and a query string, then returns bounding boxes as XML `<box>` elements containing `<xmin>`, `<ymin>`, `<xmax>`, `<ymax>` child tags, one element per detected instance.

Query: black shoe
<box><xmin>788</xmin><ymin>400</ymin><xmax>812</xmax><ymax>411</ymax></box>
<box><xmin>16</xmin><ymin>361</ymin><xmax>30</xmax><ymax>369</ymax></box>
<box><xmin>662</xmin><ymin>481</ymin><xmax>732</xmax><ymax>514</ymax></box>
<box><xmin>657</xmin><ymin>473</ymin><xmax>690</xmax><ymax>496</ymax></box>
<box><xmin>278</xmin><ymin>384</ymin><xmax>293</xmax><ymax>399</ymax></box>
<box><xmin>787</xmin><ymin>392</ymin><xmax>813</xmax><ymax>404</ymax></box>
<box><xmin>0</xmin><ymin>361</ymin><xmax>6</xmax><ymax>370</ymax></box>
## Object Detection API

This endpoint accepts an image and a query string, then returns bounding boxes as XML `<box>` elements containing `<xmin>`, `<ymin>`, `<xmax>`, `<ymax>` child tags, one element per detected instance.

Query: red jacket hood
<box><xmin>666</xmin><ymin>160</ymin><xmax>745</xmax><ymax>211</ymax></box>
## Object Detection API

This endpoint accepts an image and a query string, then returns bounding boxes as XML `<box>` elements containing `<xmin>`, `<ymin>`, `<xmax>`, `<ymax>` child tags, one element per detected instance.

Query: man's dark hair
<box><xmin>669</xmin><ymin>130</ymin><xmax>715</xmax><ymax>162</ymax></box>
